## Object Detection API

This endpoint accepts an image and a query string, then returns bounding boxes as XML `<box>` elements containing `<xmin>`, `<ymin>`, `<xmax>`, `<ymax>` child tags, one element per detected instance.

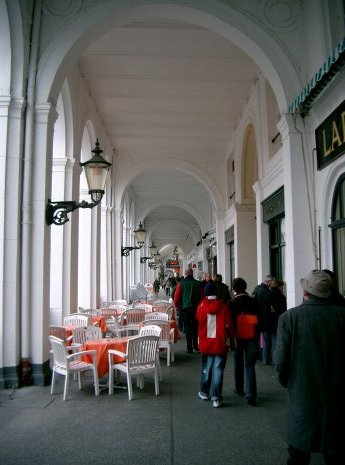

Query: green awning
<box><xmin>288</xmin><ymin>37</ymin><xmax>345</xmax><ymax>116</ymax></box>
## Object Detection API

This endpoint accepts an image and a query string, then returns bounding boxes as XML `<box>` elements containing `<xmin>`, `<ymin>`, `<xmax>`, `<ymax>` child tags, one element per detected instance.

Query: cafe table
<box><xmin>83</xmin><ymin>336</ymin><xmax>134</xmax><ymax>378</ymax></box>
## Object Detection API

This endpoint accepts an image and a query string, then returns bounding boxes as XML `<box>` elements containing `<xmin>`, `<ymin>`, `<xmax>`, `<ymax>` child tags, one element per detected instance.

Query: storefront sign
<box><xmin>262</xmin><ymin>188</ymin><xmax>284</xmax><ymax>223</ymax></box>
<box><xmin>316</xmin><ymin>100</ymin><xmax>345</xmax><ymax>169</ymax></box>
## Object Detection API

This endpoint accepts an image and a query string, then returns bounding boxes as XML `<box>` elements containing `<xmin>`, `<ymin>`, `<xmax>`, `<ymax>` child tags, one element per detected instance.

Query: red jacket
<box><xmin>196</xmin><ymin>297</ymin><xmax>234</xmax><ymax>355</ymax></box>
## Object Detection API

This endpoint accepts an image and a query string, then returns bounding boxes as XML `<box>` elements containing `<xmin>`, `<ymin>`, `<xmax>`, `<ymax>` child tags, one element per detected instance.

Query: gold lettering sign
<box><xmin>316</xmin><ymin>101</ymin><xmax>345</xmax><ymax>169</ymax></box>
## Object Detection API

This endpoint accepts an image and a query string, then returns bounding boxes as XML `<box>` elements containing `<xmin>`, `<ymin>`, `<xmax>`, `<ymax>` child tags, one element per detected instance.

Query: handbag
<box><xmin>236</xmin><ymin>313</ymin><xmax>258</xmax><ymax>340</ymax></box>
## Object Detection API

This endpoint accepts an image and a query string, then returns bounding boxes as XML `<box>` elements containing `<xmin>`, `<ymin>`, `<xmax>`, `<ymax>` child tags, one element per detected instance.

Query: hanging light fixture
<box><xmin>121</xmin><ymin>222</ymin><xmax>147</xmax><ymax>256</ymax></box>
<box><xmin>46</xmin><ymin>139</ymin><xmax>112</xmax><ymax>226</ymax></box>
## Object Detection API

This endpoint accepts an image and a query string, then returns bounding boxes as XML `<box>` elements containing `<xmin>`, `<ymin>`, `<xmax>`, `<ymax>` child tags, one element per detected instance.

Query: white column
<box><xmin>90</xmin><ymin>204</ymin><xmax>101</xmax><ymax>309</ymax></box>
<box><xmin>100</xmin><ymin>203</ymin><xmax>108</xmax><ymax>303</ymax></box>
<box><xmin>67</xmin><ymin>158</ymin><xmax>82</xmax><ymax>314</ymax></box>
<box><xmin>78</xmin><ymin>187</ymin><xmax>91</xmax><ymax>308</ymax></box>
<box><xmin>252</xmin><ymin>180</ymin><xmax>270</xmax><ymax>283</ymax></box>
<box><xmin>114</xmin><ymin>208</ymin><xmax>122</xmax><ymax>299</ymax></box>
<box><xmin>49</xmin><ymin>158</ymin><xmax>67</xmax><ymax>325</ymax></box>
<box><xmin>278</xmin><ymin>114</ymin><xmax>316</xmax><ymax>307</ymax></box>
<box><xmin>105</xmin><ymin>206</ymin><xmax>113</xmax><ymax>300</ymax></box>
<box><xmin>234</xmin><ymin>203</ymin><xmax>257</xmax><ymax>294</ymax></box>
<box><xmin>215</xmin><ymin>210</ymin><xmax>226</xmax><ymax>276</ymax></box>
<box><xmin>30</xmin><ymin>103</ymin><xmax>57</xmax><ymax>384</ymax></box>
<box><xmin>0</xmin><ymin>96</ymin><xmax>25</xmax><ymax>387</ymax></box>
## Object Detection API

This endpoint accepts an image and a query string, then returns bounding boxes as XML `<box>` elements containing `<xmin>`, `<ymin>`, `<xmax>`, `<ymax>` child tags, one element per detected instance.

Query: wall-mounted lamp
<box><xmin>202</xmin><ymin>229</ymin><xmax>216</xmax><ymax>240</ymax></box>
<box><xmin>141</xmin><ymin>249</ymin><xmax>160</xmax><ymax>264</ymax></box>
<box><xmin>46</xmin><ymin>139</ymin><xmax>112</xmax><ymax>226</ymax></box>
<box><xmin>148</xmin><ymin>241</ymin><xmax>158</xmax><ymax>257</ymax></box>
<box><xmin>121</xmin><ymin>222</ymin><xmax>146</xmax><ymax>256</ymax></box>
<box><xmin>148</xmin><ymin>261</ymin><xmax>160</xmax><ymax>269</ymax></box>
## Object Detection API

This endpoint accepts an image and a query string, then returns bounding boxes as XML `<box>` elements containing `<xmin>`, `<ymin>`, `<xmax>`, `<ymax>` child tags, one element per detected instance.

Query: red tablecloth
<box><xmin>92</xmin><ymin>316</ymin><xmax>107</xmax><ymax>333</ymax></box>
<box><xmin>83</xmin><ymin>337</ymin><xmax>133</xmax><ymax>378</ymax></box>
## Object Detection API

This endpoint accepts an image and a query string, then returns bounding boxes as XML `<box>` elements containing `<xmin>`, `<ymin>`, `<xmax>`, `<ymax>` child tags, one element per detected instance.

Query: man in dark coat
<box><xmin>252</xmin><ymin>274</ymin><xmax>274</xmax><ymax>363</ymax></box>
<box><xmin>275</xmin><ymin>269</ymin><xmax>345</xmax><ymax>465</ymax></box>
<box><xmin>214</xmin><ymin>273</ymin><xmax>231</xmax><ymax>303</ymax></box>
<box><xmin>174</xmin><ymin>267</ymin><xmax>202</xmax><ymax>353</ymax></box>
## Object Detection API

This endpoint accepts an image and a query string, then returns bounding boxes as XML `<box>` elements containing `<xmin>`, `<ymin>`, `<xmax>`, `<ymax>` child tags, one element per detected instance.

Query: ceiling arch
<box><xmin>36</xmin><ymin>1</ymin><xmax>297</xmax><ymax>111</ymax></box>
<box><xmin>116</xmin><ymin>158</ymin><xmax>224</xmax><ymax>212</ymax></box>
<box><xmin>139</xmin><ymin>198</ymin><xmax>207</xmax><ymax>233</ymax></box>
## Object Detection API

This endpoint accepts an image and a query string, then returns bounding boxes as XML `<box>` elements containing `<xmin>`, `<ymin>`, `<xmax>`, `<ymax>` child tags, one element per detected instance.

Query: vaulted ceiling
<box><xmin>78</xmin><ymin>18</ymin><xmax>260</xmax><ymax>260</ymax></box>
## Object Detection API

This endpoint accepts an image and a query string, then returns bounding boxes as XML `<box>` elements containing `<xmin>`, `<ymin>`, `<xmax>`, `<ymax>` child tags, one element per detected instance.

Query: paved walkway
<box><xmin>0</xmin><ymin>330</ymin><xmax>325</xmax><ymax>465</ymax></box>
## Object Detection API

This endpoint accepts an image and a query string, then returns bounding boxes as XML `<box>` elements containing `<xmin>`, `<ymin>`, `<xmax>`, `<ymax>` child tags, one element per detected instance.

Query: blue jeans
<box><xmin>263</xmin><ymin>331</ymin><xmax>277</xmax><ymax>364</ymax></box>
<box><xmin>200</xmin><ymin>353</ymin><xmax>227</xmax><ymax>401</ymax></box>
<box><xmin>233</xmin><ymin>339</ymin><xmax>257</xmax><ymax>401</ymax></box>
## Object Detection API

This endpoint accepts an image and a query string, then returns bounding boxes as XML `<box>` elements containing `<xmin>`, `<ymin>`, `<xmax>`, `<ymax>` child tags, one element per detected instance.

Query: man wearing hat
<box><xmin>275</xmin><ymin>270</ymin><xmax>345</xmax><ymax>464</ymax></box>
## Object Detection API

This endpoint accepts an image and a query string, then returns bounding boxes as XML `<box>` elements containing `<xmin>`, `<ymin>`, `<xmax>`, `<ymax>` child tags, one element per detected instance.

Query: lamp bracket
<box><xmin>46</xmin><ymin>197</ymin><xmax>101</xmax><ymax>226</ymax></box>
<box><xmin>121</xmin><ymin>245</ymin><xmax>142</xmax><ymax>257</ymax></box>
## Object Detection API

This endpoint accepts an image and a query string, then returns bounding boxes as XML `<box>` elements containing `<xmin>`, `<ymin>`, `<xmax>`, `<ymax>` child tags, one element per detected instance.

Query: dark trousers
<box><xmin>233</xmin><ymin>339</ymin><xmax>257</xmax><ymax>401</ymax></box>
<box><xmin>182</xmin><ymin>308</ymin><xmax>198</xmax><ymax>351</ymax></box>
<box><xmin>287</xmin><ymin>445</ymin><xmax>341</xmax><ymax>465</ymax></box>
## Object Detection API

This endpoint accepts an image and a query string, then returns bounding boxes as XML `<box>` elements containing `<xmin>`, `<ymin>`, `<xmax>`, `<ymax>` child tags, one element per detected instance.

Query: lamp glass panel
<box><xmin>149</xmin><ymin>243</ymin><xmax>157</xmax><ymax>257</ymax></box>
<box><xmin>84</xmin><ymin>165</ymin><xmax>109</xmax><ymax>191</ymax></box>
<box><xmin>135</xmin><ymin>228</ymin><xmax>146</xmax><ymax>244</ymax></box>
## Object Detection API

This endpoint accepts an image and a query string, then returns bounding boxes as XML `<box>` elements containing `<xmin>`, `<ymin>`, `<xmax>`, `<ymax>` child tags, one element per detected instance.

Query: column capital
<box><xmin>277</xmin><ymin>113</ymin><xmax>304</xmax><ymax>141</ymax></box>
<box><xmin>35</xmin><ymin>102</ymin><xmax>58</xmax><ymax>125</ymax></box>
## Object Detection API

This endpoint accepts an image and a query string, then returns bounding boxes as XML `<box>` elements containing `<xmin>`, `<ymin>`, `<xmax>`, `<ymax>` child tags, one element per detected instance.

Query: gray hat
<box><xmin>300</xmin><ymin>270</ymin><xmax>331</xmax><ymax>298</ymax></box>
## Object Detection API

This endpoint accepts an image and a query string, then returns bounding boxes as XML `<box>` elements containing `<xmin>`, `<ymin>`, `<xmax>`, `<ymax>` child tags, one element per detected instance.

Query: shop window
<box><xmin>330</xmin><ymin>174</ymin><xmax>345</xmax><ymax>295</ymax></box>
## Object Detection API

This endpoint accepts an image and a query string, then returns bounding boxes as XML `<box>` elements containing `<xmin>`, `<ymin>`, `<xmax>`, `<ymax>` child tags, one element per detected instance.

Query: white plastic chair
<box><xmin>63</xmin><ymin>314</ymin><xmax>90</xmax><ymax>327</ymax></box>
<box><xmin>49</xmin><ymin>335</ymin><xmax>99</xmax><ymax>401</ymax></box>
<box><xmin>139</xmin><ymin>324</ymin><xmax>162</xmax><ymax>337</ymax></box>
<box><xmin>120</xmin><ymin>308</ymin><xmax>146</xmax><ymax>329</ymax></box>
<box><xmin>85</xmin><ymin>326</ymin><xmax>102</xmax><ymax>341</ymax></box>
<box><xmin>70</xmin><ymin>326</ymin><xmax>87</xmax><ymax>350</ymax></box>
<box><xmin>108</xmin><ymin>335</ymin><xmax>160</xmax><ymax>400</ymax></box>
<box><xmin>145</xmin><ymin>312</ymin><xmax>168</xmax><ymax>321</ymax></box>
<box><xmin>49</xmin><ymin>326</ymin><xmax>67</xmax><ymax>341</ymax></box>
<box><xmin>142</xmin><ymin>320</ymin><xmax>175</xmax><ymax>366</ymax></box>
<box><xmin>139</xmin><ymin>325</ymin><xmax>162</xmax><ymax>379</ymax></box>
<box><xmin>165</xmin><ymin>306</ymin><xmax>174</xmax><ymax>319</ymax></box>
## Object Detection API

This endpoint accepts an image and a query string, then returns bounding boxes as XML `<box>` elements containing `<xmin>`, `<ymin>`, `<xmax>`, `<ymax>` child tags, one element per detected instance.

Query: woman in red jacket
<box><xmin>196</xmin><ymin>282</ymin><xmax>234</xmax><ymax>408</ymax></box>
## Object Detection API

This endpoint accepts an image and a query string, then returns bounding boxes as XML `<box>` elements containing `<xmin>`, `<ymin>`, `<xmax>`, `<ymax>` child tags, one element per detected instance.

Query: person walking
<box><xmin>263</xmin><ymin>279</ymin><xmax>287</xmax><ymax>364</ymax></box>
<box><xmin>196</xmin><ymin>282</ymin><xmax>234</xmax><ymax>408</ymax></box>
<box><xmin>174</xmin><ymin>267</ymin><xmax>202</xmax><ymax>353</ymax></box>
<box><xmin>200</xmin><ymin>272</ymin><xmax>213</xmax><ymax>298</ymax></box>
<box><xmin>231</xmin><ymin>277</ymin><xmax>261</xmax><ymax>405</ymax></box>
<box><xmin>214</xmin><ymin>273</ymin><xmax>231</xmax><ymax>303</ymax></box>
<box><xmin>252</xmin><ymin>274</ymin><xmax>275</xmax><ymax>364</ymax></box>
<box><xmin>275</xmin><ymin>269</ymin><xmax>345</xmax><ymax>465</ymax></box>
<box><xmin>153</xmin><ymin>278</ymin><xmax>160</xmax><ymax>297</ymax></box>
<box><xmin>322</xmin><ymin>269</ymin><xmax>345</xmax><ymax>307</ymax></box>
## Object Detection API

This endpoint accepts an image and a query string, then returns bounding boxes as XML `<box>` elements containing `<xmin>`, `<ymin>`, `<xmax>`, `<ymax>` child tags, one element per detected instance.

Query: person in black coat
<box><xmin>275</xmin><ymin>270</ymin><xmax>345</xmax><ymax>464</ymax></box>
<box><xmin>264</xmin><ymin>279</ymin><xmax>287</xmax><ymax>364</ymax></box>
<box><xmin>252</xmin><ymin>275</ymin><xmax>275</xmax><ymax>364</ymax></box>
<box><xmin>231</xmin><ymin>277</ymin><xmax>261</xmax><ymax>405</ymax></box>
<box><xmin>322</xmin><ymin>269</ymin><xmax>345</xmax><ymax>307</ymax></box>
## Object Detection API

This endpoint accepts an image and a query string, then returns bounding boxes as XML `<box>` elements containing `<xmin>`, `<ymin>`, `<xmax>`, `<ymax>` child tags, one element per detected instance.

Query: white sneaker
<box><xmin>198</xmin><ymin>392</ymin><xmax>209</xmax><ymax>401</ymax></box>
<box><xmin>213</xmin><ymin>400</ymin><xmax>222</xmax><ymax>408</ymax></box>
